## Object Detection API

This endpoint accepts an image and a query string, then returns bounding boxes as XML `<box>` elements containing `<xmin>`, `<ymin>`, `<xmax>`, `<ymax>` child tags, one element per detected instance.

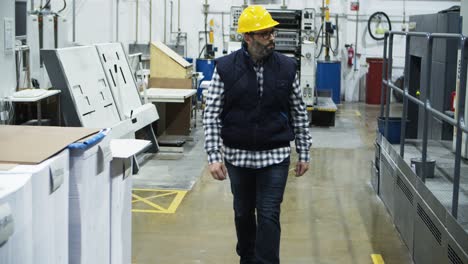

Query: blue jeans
<box><xmin>226</xmin><ymin>157</ymin><xmax>290</xmax><ymax>264</ymax></box>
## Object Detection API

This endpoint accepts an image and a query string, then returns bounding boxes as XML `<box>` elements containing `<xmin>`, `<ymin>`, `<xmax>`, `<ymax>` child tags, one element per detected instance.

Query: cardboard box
<box><xmin>0</xmin><ymin>126</ymin><xmax>99</xmax><ymax>164</ymax></box>
<box><xmin>0</xmin><ymin>173</ymin><xmax>34</xmax><ymax>264</ymax></box>
<box><xmin>150</xmin><ymin>41</ymin><xmax>193</xmax><ymax>79</ymax></box>
<box><xmin>0</xmin><ymin>150</ymin><xmax>70</xmax><ymax>264</ymax></box>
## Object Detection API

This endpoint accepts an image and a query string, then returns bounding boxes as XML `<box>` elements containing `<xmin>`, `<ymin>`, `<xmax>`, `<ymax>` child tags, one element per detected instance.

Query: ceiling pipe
<box><xmin>116</xmin><ymin>0</ymin><xmax>119</xmax><ymax>41</ymax></box>
<box><xmin>149</xmin><ymin>0</ymin><xmax>152</xmax><ymax>41</ymax></box>
<box><xmin>164</xmin><ymin>0</ymin><xmax>167</xmax><ymax>43</ymax></box>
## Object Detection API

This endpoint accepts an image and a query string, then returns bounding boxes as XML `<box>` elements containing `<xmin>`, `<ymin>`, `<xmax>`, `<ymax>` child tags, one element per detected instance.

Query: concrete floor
<box><xmin>131</xmin><ymin>103</ymin><xmax>413</xmax><ymax>264</ymax></box>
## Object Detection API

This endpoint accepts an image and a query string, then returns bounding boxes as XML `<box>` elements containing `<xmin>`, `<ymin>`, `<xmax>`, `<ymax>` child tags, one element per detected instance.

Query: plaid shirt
<box><xmin>203</xmin><ymin>61</ymin><xmax>312</xmax><ymax>169</ymax></box>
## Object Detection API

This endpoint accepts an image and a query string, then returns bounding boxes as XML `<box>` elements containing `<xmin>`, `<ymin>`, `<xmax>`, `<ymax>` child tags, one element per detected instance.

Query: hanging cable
<box><xmin>315</xmin><ymin>24</ymin><xmax>324</xmax><ymax>58</ymax></box>
<box><xmin>204</xmin><ymin>12</ymin><xmax>208</xmax><ymax>58</ymax></box>
<box><xmin>331</xmin><ymin>15</ymin><xmax>339</xmax><ymax>56</ymax></box>
<box><xmin>367</xmin><ymin>12</ymin><xmax>391</xmax><ymax>41</ymax></box>
<box><xmin>58</xmin><ymin>0</ymin><xmax>67</xmax><ymax>13</ymax></box>
<box><xmin>198</xmin><ymin>45</ymin><xmax>206</xmax><ymax>59</ymax></box>
<box><xmin>40</xmin><ymin>0</ymin><xmax>51</xmax><ymax>11</ymax></box>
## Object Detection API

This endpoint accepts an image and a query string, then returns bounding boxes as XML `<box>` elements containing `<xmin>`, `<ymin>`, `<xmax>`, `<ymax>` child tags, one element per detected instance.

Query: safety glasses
<box><xmin>248</xmin><ymin>29</ymin><xmax>278</xmax><ymax>40</ymax></box>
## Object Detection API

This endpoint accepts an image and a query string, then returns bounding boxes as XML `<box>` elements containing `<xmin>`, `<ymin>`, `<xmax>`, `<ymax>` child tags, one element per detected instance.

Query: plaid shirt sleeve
<box><xmin>203</xmin><ymin>68</ymin><xmax>224</xmax><ymax>164</ymax></box>
<box><xmin>290</xmin><ymin>73</ymin><xmax>312</xmax><ymax>162</ymax></box>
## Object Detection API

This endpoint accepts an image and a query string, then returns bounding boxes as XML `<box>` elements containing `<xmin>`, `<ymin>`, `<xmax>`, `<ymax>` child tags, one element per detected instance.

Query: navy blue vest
<box><xmin>215</xmin><ymin>48</ymin><xmax>297</xmax><ymax>150</ymax></box>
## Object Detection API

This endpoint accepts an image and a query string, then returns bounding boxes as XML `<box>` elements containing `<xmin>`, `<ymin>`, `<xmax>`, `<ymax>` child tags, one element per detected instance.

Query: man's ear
<box><xmin>243</xmin><ymin>33</ymin><xmax>251</xmax><ymax>45</ymax></box>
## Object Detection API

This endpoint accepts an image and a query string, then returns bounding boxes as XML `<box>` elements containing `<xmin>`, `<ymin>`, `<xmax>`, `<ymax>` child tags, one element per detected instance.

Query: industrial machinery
<box><xmin>271</xmin><ymin>8</ymin><xmax>320</xmax><ymax>108</ymax></box>
<box><xmin>407</xmin><ymin>11</ymin><xmax>459</xmax><ymax>141</ymax></box>
<box><xmin>27</xmin><ymin>9</ymin><xmax>69</xmax><ymax>89</ymax></box>
<box><xmin>454</xmin><ymin>6</ymin><xmax>468</xmax><ymax>159</ymax></box>
<box><xmin>268</xmin><ymin>9</ymin><xmax>302</xmax><ymax>56</ymax></box>
<box><xmin>42</xmin><ymin>44</ymin><xmax>159</xmax><ymax>150</ymax></box>
<box><xmin>300</xmin><ymin>41</ymin><xmax>316</xmax><ymax>106</ymax></box>
<box><xmin>229</xmin><ymin>6</ymin><xmax>244</xmax><ymax>43</ymax></box>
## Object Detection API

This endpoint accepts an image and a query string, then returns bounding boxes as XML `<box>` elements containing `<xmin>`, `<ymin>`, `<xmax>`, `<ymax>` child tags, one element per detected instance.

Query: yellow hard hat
<box><xmin>237</xmin><ymin>5</ymin><xmax>279</xmax><ymax>33</ymax></box>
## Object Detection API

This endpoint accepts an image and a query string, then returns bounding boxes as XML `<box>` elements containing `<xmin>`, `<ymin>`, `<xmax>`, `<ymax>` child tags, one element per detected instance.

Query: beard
<box><xmin>251</xmin><ymin>39</ymin><xmax>275</xmax><ymax>59</ymax></box>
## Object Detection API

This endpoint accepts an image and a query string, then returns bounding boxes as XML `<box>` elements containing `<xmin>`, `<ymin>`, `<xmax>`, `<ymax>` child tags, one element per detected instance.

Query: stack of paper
<box><xmin>69</xmin><ymin>136</ymin><xmax>112</xmax><ymax>264</ymax></box>
<box><xmin>109</xmin><ymin>139</ymin><xmax>150</xmax><ymax>264</ymax></box>
<box><xmin>3</xmin><ymin>150</ymin><xmax>69</xmax><ymax>264</ymax></box>
<box><xmin>0</xmin><ymin>173</ymin><xmax>33</xmax><ymax>264</ymax></box>
<box><xmin>110</xmin><ymin>158</ymin><xmax>133</xmax><ymax>264</ymax></box>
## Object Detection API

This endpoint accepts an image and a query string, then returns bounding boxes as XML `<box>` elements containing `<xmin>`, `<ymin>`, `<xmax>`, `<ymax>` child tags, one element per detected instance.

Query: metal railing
<box><xmin>380</xmin><ymin>31</ymin><xmax>468</xmax><ymax>218</ymax></box>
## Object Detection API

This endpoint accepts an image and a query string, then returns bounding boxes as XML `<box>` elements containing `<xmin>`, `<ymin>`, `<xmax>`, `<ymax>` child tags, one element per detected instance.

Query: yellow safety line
<box><xmin>132</xmin><ymin>193</ymin><xmax>166</xmax><ymax>211</ymax></box>
<box><xmin>132</xmin><ymin>209</ymin><xmax>174</xmax><ymax>214</ymax></box>
<box><xmin>131</xmin><ymin>189</ymin><xmax>188</xmax><ymax>214</ymax></box>
<box><xmin>371</xmin><ymin>254</ymin><xmax>385</xmax><ymax>264</ymax></box>
<box><xmin>131</xmin><ymin>191</ymin><xmax>177</xmax><ymax>204</ymax></box>
<box><xmin>306</xmin><ymin>107</ymin><xmax>337</xmax><ymax>112</ymax></box>
<box><xmin>166</xmin><ymin>191</ymin><xmax>187</xmax><ymax>213</ymax></box>
<box><xmin>355</xmin><ymin>110</ymin><xmax>361</xmax><ymax>117</ymax></box>
<box><xmin>133</xmin><ymin>188</ymin><xmax>183</xmax><ymax>192</ymax></box>
<box><xmin>315</xmin><ymin>108</ymin><xmax>337</xmax><ymax>112</ymax></box>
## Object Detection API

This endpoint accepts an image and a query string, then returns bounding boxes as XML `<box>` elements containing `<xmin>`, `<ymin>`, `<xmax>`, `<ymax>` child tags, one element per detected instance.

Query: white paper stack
<box><xmin>0</xmin><ymin>173</ymin><xmax>33</xmax><ymax>264</ymax></box>
<box><xmin>69</xmin><ymin>136</ymin><xmax>112</xmax><ymax>264</ymax></box>
<box><xmin>109</xmin><ymin>139</ymin><xmax>149</xmax><ymax>264</ymax></box>
<box><xmin>2</xmin><ymin>150</ymin><xmax>70</xmax><ymax>264</ymax></box>
<box><xmin>110</xmin><ymin>158</ymin><xmax>133</xmax><ymax>264</ymax></box>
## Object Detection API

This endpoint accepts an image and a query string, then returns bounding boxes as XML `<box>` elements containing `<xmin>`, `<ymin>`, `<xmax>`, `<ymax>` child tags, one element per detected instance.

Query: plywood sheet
<box><xmin>150</xmin><ymin>41</ymin><xmax>193</xmax><ymax>79</ymax></box>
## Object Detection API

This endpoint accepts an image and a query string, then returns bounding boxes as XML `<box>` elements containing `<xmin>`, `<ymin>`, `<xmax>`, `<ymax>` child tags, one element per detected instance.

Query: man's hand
<box><xmin>295</xmin><ymin>161</ymin><xmax>309</xmax><ymax>177</ymax></box>
<box><xmin>209</xmin><ymin>162</ymin><xmax>228</xmax><ymax>181</ymax></box>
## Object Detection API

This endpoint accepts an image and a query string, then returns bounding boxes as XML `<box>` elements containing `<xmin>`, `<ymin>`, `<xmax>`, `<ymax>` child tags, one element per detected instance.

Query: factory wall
<box><xmin>43</xmin><ymin>0</ymin><xmax>459</xmax><ymax>100</ymax></box>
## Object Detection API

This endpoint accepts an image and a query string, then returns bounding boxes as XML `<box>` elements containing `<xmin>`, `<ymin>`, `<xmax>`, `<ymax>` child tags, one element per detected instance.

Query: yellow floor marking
<box><xmin>131</xmin><ymin>189</ymin><xmax>187</xmax><ymax>214</ymax></box>
<box><xmin>132</xmin><ymin>193</ymin><xmax>166</xmax><ymax>211</ymax></box>
<box><xmin>166</xmin><ymin>191</ymin><xmax>187</xmax><ymax>213</ymax></box>
<box><xmin>133</xmin><ymin>188</ymin><xmax>182</xmax><ymax>192</ymax></box>
<box><xmin>355</xmin><ymin>110</ymin><xmax>361</xmax><ymax>117</ymax></box>
<box><xmin>131</xmin><ymin>191</ymin><xmax>177</xmax><ymax>203</ymax></box>
<box><xmin>371</xmin><ymin>254</ymin><xmax>385</xmax><ymax>264</ymax></box>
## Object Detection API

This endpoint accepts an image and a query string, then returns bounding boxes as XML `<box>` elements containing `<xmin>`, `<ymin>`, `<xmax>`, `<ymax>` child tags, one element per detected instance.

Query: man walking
<box><xmin>203</xmin><ymin>5</ymin><xmax>312</xmax><ymax>264</ymax></box>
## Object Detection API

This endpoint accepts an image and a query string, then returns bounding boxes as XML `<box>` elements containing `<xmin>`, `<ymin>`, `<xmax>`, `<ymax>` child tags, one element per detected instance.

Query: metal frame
<box><xmin>413</xmin><ymin>191</ymin><xmax>446</xmax><ymax>264</ymax></box>
<box><xmin>379</xmin><ymin>148</ymin><xmax>396</xmax><ymax>217</ymax></box>
<box><xmin>380</xmin><ymin>31</ymin><xmax>467</xmax><ymax>219</ymax></box>
<box><xmin>394</xmin><ymin>165</ymin><xmax>416</xmax><ymax>256</ymax></box>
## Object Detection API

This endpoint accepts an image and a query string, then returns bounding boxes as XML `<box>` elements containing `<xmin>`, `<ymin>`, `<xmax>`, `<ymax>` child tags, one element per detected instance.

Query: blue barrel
<box><xmin>196</xmin><ymin>59</ymin><xmax>215</xmax><ymax>99</ymax></box>
<box><xmin>377</xmin><ymin>117</ymin><xmax>402</xmax><ymax>144</ymax></box>
<box><xmin>316</xmin><ymin>60</ymin><xmax>341</xmax><ymax>104</ymax></box>
<box><xmin>184</xmin><ymin>57</ymin><xmax>193</xmax><ymax>64</ymax></box>
<box><xmin>196</xmin><ymin>59</ymin><xmax>215</xmax><ymax>81</ymax></box>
